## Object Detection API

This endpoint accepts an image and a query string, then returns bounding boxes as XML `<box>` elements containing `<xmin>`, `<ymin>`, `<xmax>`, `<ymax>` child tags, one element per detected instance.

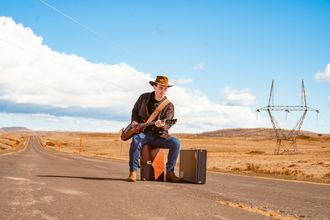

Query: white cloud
<box><xmin>314</xmin><ymin>64</ymin><xmax>330</xmax><ymax>82</ymax></box>
<box><xmin>172</xmin><ymin>78</ymin><xmax>193</xmax><ymax>85</ymax></box>
<box><xmin>0</xmin><ymin>16</ymin><xmax>266</xmax><ymax>132</ymax></box>
<box><xmin>0</xmin><ymin>112</ymin><xmax>125</xmax><ymax>133</ymax></box>
<box><xmin>168</xmin><ymin>87</ymin><xmax>265</xmax><ymax>132</ymax></box>
<box><xmin>193</xmin><ymin>63</ymin><xmax>205</xmax><ymax>71</ymax></box>
<box><xmin>0</xmin><ymin>17</ymin><xmax>149</xmax><ymax>114</ymax></box>
<box><xmin>221</xmin><ymin>87</ymin><xmax>256</xmax><ymax>106</ymax></box>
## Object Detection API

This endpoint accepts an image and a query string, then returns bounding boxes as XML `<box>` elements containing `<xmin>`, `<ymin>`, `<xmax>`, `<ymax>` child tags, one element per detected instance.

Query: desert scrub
<box><xmin>323</xmin><ymin>173</ymin><xmax>330</xmax><ymax>178</ymax></box>
<box><xmin>245</xmin><ymin>163</ymin><xmax>261</xmax><ymax>172</ymax></box>
<box><xmin>297</xmin><ymin>135</ymin><xmax>310</xmax><ymax>140</ymax></box>
<box><xmin>46</xmin><ymin>141</ymin><xmax>55</xmax><ymax>146</ymax></box>
<box><xmin>247</xmin><ymin>150</ymin><xmax>265</xmax><ymax>155</ymax></box>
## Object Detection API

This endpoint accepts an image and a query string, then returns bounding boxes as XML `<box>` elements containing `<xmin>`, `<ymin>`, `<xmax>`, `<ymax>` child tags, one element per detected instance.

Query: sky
<box><xmin>0</xmin><ymin>0</ymin><xmax>329</xmax><ymax>133</ymax></box>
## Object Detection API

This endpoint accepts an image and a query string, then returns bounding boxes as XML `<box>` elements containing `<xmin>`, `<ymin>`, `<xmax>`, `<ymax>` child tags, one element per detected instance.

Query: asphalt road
<box><xmin>0</xmin><ymin>136</ymin><xmax>329</xmax><ymax>220</ymax></box>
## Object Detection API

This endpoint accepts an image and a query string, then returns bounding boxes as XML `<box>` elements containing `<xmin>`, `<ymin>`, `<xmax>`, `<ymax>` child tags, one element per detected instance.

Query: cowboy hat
<box><xmin>149</xmin><ymin>75</ymin><xmax>173</xmax><ymax>87</ymax></box>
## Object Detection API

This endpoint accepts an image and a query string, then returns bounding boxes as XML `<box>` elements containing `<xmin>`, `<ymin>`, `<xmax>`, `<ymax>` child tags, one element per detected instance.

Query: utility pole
<box><xmin>257</xmin><ymin>80</ymin><xmax>319</xmax><ymax>154</ymax></box>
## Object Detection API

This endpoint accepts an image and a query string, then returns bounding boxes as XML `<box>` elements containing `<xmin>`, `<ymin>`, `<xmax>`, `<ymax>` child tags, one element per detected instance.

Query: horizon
<box><xmin>1</xmin><ymin>126</ymin><xmax>329</xmax><ymax>136</ymax></box>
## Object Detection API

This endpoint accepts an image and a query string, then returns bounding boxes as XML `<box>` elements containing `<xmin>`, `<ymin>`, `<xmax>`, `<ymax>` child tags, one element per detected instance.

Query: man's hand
<box><xmin>155</xmin><ymin>119</ymin><xmax>165</xmax><ymax>127</ymax></box>
<box><xmin>131</xmin><ymin>121</ymin><xmax>138</xmax><ymax>128</ymax></box>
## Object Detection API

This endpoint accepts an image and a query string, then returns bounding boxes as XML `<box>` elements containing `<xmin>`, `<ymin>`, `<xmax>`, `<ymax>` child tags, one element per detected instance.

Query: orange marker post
<box><xmin>12</xmin><ymin>139</ymin><xmax>17</xmax><ymax>151</ymax></box>
<box><xmin>80</xmin><ymin>136</ymin><xmax>83</xmax><ymax>153</ymax></box>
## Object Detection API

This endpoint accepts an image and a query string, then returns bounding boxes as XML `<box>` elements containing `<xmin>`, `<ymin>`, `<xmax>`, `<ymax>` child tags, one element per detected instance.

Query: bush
<box><xmin>46</xmin><ymin>141</ymin><xmax>55</xmax><ymax>146</ymax></box>
<box><xmin>247</xmin><ymin>150</ymin><xmax>265</xmax><ymax>155</ymax></box>
<box><xmin>297</xmin><ymin>135</ymin><xmax>310</xmax><ymax>140</ymax></box>
<box><xmin>323</xmin><ymin>173</ymin><xmax>330</xmax><ymax>178</ymax></box>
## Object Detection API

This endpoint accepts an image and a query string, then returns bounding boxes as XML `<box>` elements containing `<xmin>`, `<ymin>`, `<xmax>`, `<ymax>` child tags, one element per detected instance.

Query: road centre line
<box><xmin>217</xmin><ymin>200</ymin><xmax>299</xmax><ymax>220</ymax></box>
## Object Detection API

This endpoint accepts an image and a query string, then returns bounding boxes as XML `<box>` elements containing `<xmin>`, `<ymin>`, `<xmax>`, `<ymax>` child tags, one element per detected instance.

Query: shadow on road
<box><xmin>36</xmin><ymin>175</ymin><xmax>198</xmax><ymax>184</ymax></box>
<box><xmin>36</xmin><ymin>174</ymin><xmax>128</xmax><ymax>182</ymax></box>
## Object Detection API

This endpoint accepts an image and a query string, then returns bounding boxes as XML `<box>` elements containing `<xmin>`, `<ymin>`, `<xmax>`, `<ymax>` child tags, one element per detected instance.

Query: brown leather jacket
<box><xmin>131</xmin><ymin>92</ymin><xmax>175</xmax><ymax>138</ymax></box>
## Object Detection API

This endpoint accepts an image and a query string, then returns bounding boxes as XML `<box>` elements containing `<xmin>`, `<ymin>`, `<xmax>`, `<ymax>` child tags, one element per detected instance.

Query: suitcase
<box><xmin>140</xmin><ymin>145</ymin><xmax>165</xmax><ymax>181</ymax></box>
<box><xmin>179</xmin><ymin>149</ymin><xmax>207</xmax><ymax>184</ymax></box>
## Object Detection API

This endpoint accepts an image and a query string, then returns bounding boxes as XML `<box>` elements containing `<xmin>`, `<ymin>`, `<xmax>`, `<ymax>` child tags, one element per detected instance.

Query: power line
<box><xmin>38</xmin><ymin>0</ymin><xmax>156</xmax><ymax>72</ymax></box>
<box><xmin>39</xmin><ymin>0</ymin><xmax>108</xmax><ymax>41</ymax></box>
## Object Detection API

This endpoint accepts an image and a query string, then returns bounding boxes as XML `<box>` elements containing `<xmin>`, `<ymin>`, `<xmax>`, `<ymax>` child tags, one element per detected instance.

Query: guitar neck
<box><xmin>136</xmin><ymin>121</ymin><xmax>156</xmax><ymax>129</ymax></box>
<box><xmin>136</xmin><ymin>119</ymin><xmax>175</xmax><ymax>129</ymax></box>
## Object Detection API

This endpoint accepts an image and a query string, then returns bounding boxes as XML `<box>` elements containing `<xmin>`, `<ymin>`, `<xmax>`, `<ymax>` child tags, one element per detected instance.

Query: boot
<box><xmin>127</xmin><ymin>171</ymin><xmax>137</xmax><ymax>182</ymax></box>
<box><xmin>166</xmin><ymin>171</ymin><xmax>182</xmax><ymax>183</ymax></box>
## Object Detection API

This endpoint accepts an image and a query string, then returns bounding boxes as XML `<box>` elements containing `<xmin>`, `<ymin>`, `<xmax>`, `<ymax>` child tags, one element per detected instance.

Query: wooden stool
<box><xmin>140</xmin><ymin>144</ymin><xmax>165</xmax><ymax>181</ymax></box>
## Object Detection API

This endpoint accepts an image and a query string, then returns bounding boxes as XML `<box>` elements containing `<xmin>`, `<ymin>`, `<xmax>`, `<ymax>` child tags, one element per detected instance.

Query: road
<box><xmin>0</xmin><ymin>136</ymin><xmax>329</xmax><ymax>220</ymax></box>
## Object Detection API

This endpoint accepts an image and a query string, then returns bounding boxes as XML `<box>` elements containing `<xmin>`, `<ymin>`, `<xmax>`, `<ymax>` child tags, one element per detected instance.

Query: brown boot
<box><xmin>166</xmin><ymin>171</ymin><xmax>182</xmax><ymax>183</ymax></box>
<box><xmin>127</xmin><ymin>171</ymin><xmax>137</xmax><ymax>182</ymax></box>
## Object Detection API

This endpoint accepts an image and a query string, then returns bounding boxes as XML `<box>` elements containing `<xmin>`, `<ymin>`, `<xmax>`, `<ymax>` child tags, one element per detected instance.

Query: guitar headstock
<box><xmin>165</xmin><ymin>118</ymin><xmax>177</xmax><ymax>125</ymax></box>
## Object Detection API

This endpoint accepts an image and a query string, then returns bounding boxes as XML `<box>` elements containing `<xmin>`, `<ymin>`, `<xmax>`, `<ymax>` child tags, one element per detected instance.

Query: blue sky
<box><xmin>0</xmin><ymin>0</ymin><xmax>329</xmax><ymax>133</ymax></box>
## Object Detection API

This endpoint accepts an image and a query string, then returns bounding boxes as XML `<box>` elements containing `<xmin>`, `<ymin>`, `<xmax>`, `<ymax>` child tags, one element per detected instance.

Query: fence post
<box><xmin>12</xmin><ymin>139</ymin><xmax>17</xmax><ymax>151</ymax></box>
<box><xmin>79</xmin><ymin>135</ymin><xmax>83</xmax><ymax>153</ymax></box>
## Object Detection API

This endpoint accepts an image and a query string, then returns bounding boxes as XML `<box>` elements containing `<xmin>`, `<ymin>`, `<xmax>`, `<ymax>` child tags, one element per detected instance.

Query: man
<box><xmin>127</xmin><ymin>75</ymin><xmax>181</xmax><ymax>183</ymax></box>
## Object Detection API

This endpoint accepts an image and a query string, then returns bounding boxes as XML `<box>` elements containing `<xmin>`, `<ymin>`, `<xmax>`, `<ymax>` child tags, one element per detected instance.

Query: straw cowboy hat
<box><xmin>149</xmin><ymin>75</ymin><xmax>173</xmax><ymax>87</ymax></box>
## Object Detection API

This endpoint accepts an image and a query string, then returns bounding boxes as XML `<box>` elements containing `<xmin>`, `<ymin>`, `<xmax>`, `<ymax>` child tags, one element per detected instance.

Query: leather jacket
<box><xmin>131</xmin><ymin>92</ymin><xmax>174</xmax><ymax>138</ymax></box>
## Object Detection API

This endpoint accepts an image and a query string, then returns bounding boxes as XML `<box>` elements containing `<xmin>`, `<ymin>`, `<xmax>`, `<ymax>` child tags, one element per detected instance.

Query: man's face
<box><xmin>153</xmin><ymin>84</ymin><xmax>168</xmax><ymax>99</ymax></box>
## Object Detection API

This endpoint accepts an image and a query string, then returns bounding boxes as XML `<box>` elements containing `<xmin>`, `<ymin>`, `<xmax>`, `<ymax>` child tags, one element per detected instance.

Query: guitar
<box><xmin>120</xmin><ymin>119</ymin><xmax>177</xmax><ymax>141</ymax></box>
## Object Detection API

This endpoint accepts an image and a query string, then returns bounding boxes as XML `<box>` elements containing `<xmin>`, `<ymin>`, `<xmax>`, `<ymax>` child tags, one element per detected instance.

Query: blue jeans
<box><xmin>129</xmin><ymin>132</ymin><xmax>180</xmax><ymax>173</ymax></box>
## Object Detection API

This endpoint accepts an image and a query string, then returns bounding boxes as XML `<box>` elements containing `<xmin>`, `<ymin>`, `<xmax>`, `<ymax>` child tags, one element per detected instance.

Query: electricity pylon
<box><xmin>257</xmin><ymin>80</ymin><xmax>319</xmax><ymax>154</ymax></box>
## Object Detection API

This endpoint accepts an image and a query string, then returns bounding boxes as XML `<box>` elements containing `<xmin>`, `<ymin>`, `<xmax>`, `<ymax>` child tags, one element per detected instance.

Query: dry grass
<box><xmin>3</xmin><ymin>130</ymin><xmax>329</xmax><ymax>184</ymax></box>
<box><xmin>0</xmin><ymin>132</ymin><xmax>28</xmax><ymax>153</ymax></box>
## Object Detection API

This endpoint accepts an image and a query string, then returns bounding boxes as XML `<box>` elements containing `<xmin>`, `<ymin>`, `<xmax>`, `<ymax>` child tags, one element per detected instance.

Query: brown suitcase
<box><xmin>179</xmin><ymin>149</ymin><xmax>207</xmax><ymax>184</ymax></box>
<box><xmin>140</xmin><ymin>145</ymin><xmax>165</xmax><ymax>181</ymax></box>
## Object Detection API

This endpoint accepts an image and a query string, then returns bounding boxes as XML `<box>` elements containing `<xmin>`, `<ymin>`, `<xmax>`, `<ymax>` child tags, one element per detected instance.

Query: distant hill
<box><xmin>1</xmin><ymin>127</ymin><xmax>31</xmax><ymax>132</ymax></box>
<box><xmin>197</xmin><ymin>128</ymin><xmax>326</xmax><ymax>138</ymax></box>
